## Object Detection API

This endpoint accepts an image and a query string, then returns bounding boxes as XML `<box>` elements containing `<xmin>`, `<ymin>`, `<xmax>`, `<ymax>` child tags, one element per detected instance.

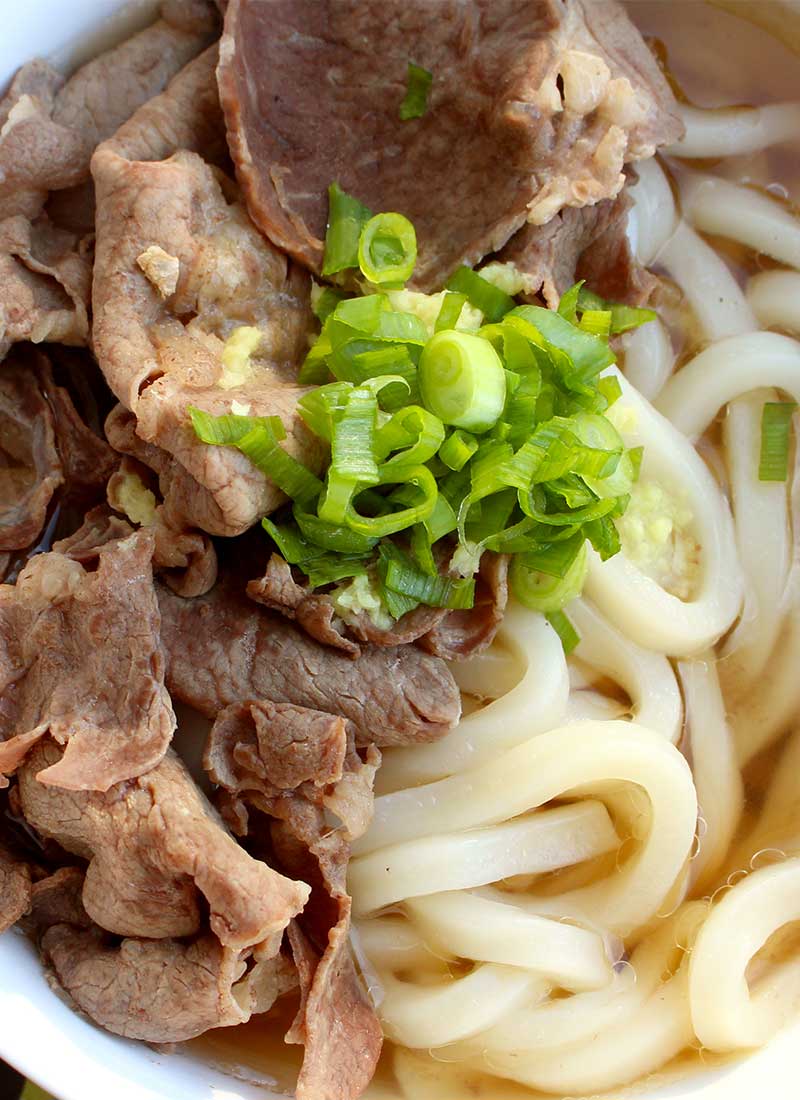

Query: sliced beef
<box><xmin>419</xmin><ymin>551</ymin><xmax>510</xmax><ymax>660</ymax></box>
<box><xmin>28</xmin><ymin>865</ymin><xmax>298</xmax><ymax>1043</ymax></box>
<box><xmin>499</xmin><ymin>176</ymin><xmax>656</xmax><ymax>307</ymax></box>
<box><xmin>0</xmin><ymin>357</ymin><xmax>63</xmax><ymax>554</ymax></box>
<box><xmin>106</xmin><ymin>462</ymin><xmax>219</xmax><ymax>597</ymax></box>
<box><xmin>0</xmin><ymin>840</ymin><xmax>31</xmax><ymax>933</ymax></box>
<box><xmin>217</xmin><ymin>0</ymin><xmax>682</xmax><ymax>289</ymax></box>
<box><xmin>41</xmin><ymin>925</ymin><xmax>295</xmax><ymax>1043</ymax></box>
<box><xmin>205</xmin><ymin>700</ymin><xmax>382</xmax><ymax>1100</ymax></box>
<box><xmin>51</xmin><ymin>505</ymin><xmax>134</xmax><ymax>563</ymax></box>
<box><xmin>91</xmin><ymin>51</ymin><xmax>323</xmax><ymax>537</ymax></box>
<box><xmin>18</xmin><ymin>738</ymin><xmax>309</xmax><ymax>945</ymax></box>
<box><xmin>0</xmin><ymin>214</ymin><xmax>91</xmax><ymax>356</ymax></box>
<box><xmin>0</xmin><ymin>1</ymin><xmax>218</xmax><ymax>223</ymax></box>
<box><xmin>247</xmin><ymin>550</ymin><xmax>508</xmax><ymax>660</ymax></box>
<box><xmin>0</xmin><ymin>530</ymin><xmax>174</xmax><ymax>791</ymax></box>
<box><xmin>159</xmin><ymin>573</ymin><xmax>461</xmax><ymax>746</ymax></box>
<box><xmin>247</xmin><ymin>555</ymin><xmax>361</xmax><ymax>657</ymax></box>
<box><xmin>43</xmin><ymin>370</ymin><xmax>118</xmax><ymax>505</ymax></box>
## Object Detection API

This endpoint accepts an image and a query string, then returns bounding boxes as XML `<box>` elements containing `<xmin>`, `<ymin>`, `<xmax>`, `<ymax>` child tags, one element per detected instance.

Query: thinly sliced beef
<box><xmin>0</xmin><ymin>1</ymin><xmax>218</xmax><ymax>223</ymax></box>
<box><xmin>205</xmin><ymin>700</ymin><xmax>382</xmax><ymax>1100</ymax></box>
<box><xmin>247</xmin><ymin>555</ymin><xmax>361</xmax><ymax>657</ymax></box>
<box><xmin>42</xmin><ymin>926</ymin><xmax>296</xmax><ymax>1043</ymax></box>
<box><xmin>18</xmin><ymin>738</ymin><xmax>309</xmax><ymax>945</ymax></box>
<box><xmin>498</xmin><ymin>176</ymin><xmax>656</xmax><ymax>307</ymax></box>
<box><xmin>419</xmin><ymin>552</ymin><xmax>510</xmax><ymax>660</ymax></box>
<box><xmin>0</xmin><ymin>357</ymin><xmax>62</xmax><ymax>553</ymax></box>
<box><xmin>0</xmin><ymin>841</ymin><xmax>31</xmax><ymax>933</ymax></box>
<box><xmin>0</xmin><ymin>530</ymin><xmax>174</xmax><ymax>790</ymax></box>
<box><xmin>247</xmin><ymin>551</ymin><xmax>508</xmax><ymax>660</ymax></box>
<box><xmin>105</xmin><ymin>461</ymin><xmax>219</xmax><ymax>596</ymax></box>
<box><xmin>0</xmin><ymin>2</ymin><xmax>218</xmax><ymax>357</ymax></box>
<box><xmin>218</xmin><ymin>0</ymin><xmax>682</xmax><ymax>289</ymax></box>
<box><xmin>28</xmin><ymin>865</ymin><xmax>299</xmax><ymax>1043</ymax></box>
<box><xmin>92</xmin><ymin>51</ymin><xmax>323</xmax><ymax>537</ymax></box>
<box><xmin>159</xmin><ymin>574</ymin><xmax>461</xmax><ymax>746</ymax></box>
<box><xmin>0</xmin><ymin>214</ymin><xmax>91</xmax><ymax>356</ymax></box>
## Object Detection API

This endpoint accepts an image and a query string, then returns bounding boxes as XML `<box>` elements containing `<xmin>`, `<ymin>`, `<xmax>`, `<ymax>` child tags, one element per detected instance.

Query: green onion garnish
<box><xmin>399</xmin><ymin>61</ymin><xmax>433</xmax><ymax>121</ymax></box>
<box><xmin>577</xmin><ymin>286</ymin><xmax>656</xmax><ymax>335</ymax></box>
<box><xmin>358</xmin><ymin>212</ymin><xmax>418</xmax><ymax>287</ymax></box>
<box><xmin>191</xmin><ymin>254</ymin><xmax>651</xmax><ymax>624</ymax></box>
<box><xmin>419</xmin><ymin>330</ymin><xmax>506</xmax><ymax>432</ymax></box>
<box><xmin>759</xmin><ymin>401</ymin><xmax>797</xmax><ymax>481</ymax></box>
<box><xmin>446</xmin><ymin>266</ymin><xmax>515</xmax><ymax>323</ymax></box>
<box><xmin>545</xmin><ymin>609</ymin><xmax>581</xmax><ymax>655</ymax></box>
<box><xmin>322</xmin><ymin>182</ymin><xmax>372</xmax><ymax>276</ymax></box>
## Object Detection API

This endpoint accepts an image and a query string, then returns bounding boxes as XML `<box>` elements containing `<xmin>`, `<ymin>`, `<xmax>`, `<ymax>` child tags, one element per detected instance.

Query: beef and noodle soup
<box><xmin>1</xmin><ymin>2</ymin><xmax>800</xmax><ymax>1099</ymax></box>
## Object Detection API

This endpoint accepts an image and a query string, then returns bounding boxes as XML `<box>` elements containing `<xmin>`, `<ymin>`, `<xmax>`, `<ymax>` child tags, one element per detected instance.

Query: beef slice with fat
<box><xmin>217</xmin><ymin>0</ymin><xmax>682</xmax><ymax>289</ymax></box>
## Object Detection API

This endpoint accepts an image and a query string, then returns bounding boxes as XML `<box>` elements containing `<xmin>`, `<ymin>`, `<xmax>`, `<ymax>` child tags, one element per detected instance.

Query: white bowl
<box><xmin>1</xmin><ymin>4</ymin><xmax>799</xmax><ymax>1099</ymax></box>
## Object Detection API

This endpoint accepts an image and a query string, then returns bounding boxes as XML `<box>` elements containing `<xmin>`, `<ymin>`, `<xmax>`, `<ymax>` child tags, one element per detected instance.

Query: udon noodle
<box><xmin>349</xmin><ymin>8</ymin><xmax>800</xmax><ymax>1095</ymax></box>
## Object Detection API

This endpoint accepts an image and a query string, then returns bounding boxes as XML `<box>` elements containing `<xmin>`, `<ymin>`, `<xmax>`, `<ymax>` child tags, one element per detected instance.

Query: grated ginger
<box><xmin>332</xmin><ymin>574</ymin><xmax>394</xmax><ymax>630</ymax></box>
<box><xmin>218</xmin><ymin>325</ymin><xmax>262</xmax><ymax>390</ymax></box>
<box><xmin>617</xmin><ymin>479</ymin><xmax>700</xmax><ymax>601</ymax></box>
<box><xmin>108</xmin><ymin>469</ymin><xmax>157</xmax><ymax>527</ymax></box>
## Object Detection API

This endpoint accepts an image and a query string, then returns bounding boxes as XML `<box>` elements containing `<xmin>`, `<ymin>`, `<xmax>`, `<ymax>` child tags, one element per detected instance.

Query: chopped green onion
<box><xmin>305</xmin><ymin>557</ymin><xmax>369</xmax><ymax>589</ymax></box>
<box><xmin>439</xmin><ymin>429</ymin><xmax>479</xmax><ymax>471</ymax></box>
<box><xmin>597</xmin><ymin>374</ymin><xmax>622</xmax><ymax>408</ymax></box>
<box><xmin>293</xmin><ymin>505</ymin><xmax>378</xmax><ymax>554</ymax></box>
<box><xmin>358</xmin><ymin>212</ymin><xmax>417</xmax><ymax>287</ymax></box>
<box><xmin>446</xmin><ymin>266</ymin><xmax>515</xmax><ymax>323</ymax></box>
<box><xmin>557</xmin><ymin>281</ymin><xmax>584</xmax><ymax>325</ymax></box>
<box><xmin>322</xmin><ymin>183</ymin><xmax>372</xmax><ymax>276</ymax></box>
<box><xmin>384</xmin><ymin>554</ymin><xmax>475</xmax><ymax>609</ymax></box>
<box><xmin>313</xmin><ymin>286</ymin><xmax>345</xmax><ymax>323</ymax></box>
<box><xmin>419</xmin><ymin>330</ymin><xmax>506</xmax><ymax>432</ymax></box>
<box><xmin>237</xmin><ymin>425</ymin><xmax>323</xmax><ymax>507</ymax></box>
<box><xmin>345</xmin><ymin>465</ymin><xmax>438</xmax><ymax>537</ymax></box>
<box><xmin>377</xmin><ymin>543</ymin><xmax>422</xmax><ymax>619</ymax></box>
<box><xmin>511</xmin><ymin>540</ymin><xmax>588</xmax><ymax>612</ymax></box>
<box><xmin>435</xmin><ymin>291</ymin><xmax>467</xmax><ymax>332</ymax></box>
<box><xmin>545</xmin><ymin>609</ymin><xmax>581</xmax><ymax>654</ymax></box>
<box><xmin>399</xmin><ymin>61</ymin><xmax>433</xmax><ymax>121</ymax></box>
<box><xmin>377</xmin><ymin>405</ymin><xmax>445</xmax><ymax>470</ymax></box>
<box><xmin>579</xmin><ymin>309</ymin><xmax>612</xmax><ymax>340</ymax></box>
<box><xmin>297</xmin><ymin>382</ymin><xmax>351</xmax><ymax>441</ymax></box>
<box><xmin>510</xmin><ymin>304</ymin><xmax>615</xmax><ymax>382</ymax></box>
<box><xmin>759</xmin><ymin>401</ymin><xmax>797</xmax><ymax>481</ymax></box>
<box><xmin>190</xmin><ymin>408</ymin><xmax>322</xmax><ymax>506</ymax></box>
<box><xmin>262</xmin><ymin>517</ymin><xmax>326</xmax><ymax>566</ymax></box>
<box><xmin>577</xmin><ymin>286</ymin><xmax>657</xmax><ymax>335</ymax></box>
<box><xmin>189</xmin><ymin>406</ymin><xmax>284</xmax><ymax>445</ymax></box>
<box><xmin>329</xmin><ymin>387</ymin><xmax>379</xmax><ymax>484</ymax></box>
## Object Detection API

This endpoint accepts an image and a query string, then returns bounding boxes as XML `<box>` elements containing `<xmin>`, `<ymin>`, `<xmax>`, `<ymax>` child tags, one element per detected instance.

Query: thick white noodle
<box><xmin>377</xmin><ymin>965</ymin><xmax>545</xmax><ymax>1047</ymax></box>
<box><xmin>658</xmin><ymin>221</ymin><xmax>757</xmax><ymax>342</ymax></box>
<box><xmin>656</xmin><ymin>331</ymin><xmax>800</xmax><ymax>438</ymax></box>
<box><xmin>349</xmin><ymin>801</ymin><xmax>619</xmax><ymax>915</ymax></box>
<box><xmin>584</xmin><ymin>371</ymin><xmax>743</xmax><ymax>655</ymax></box>
<box><xmin>732</xmin><ymin>605</ymin><xmax>800</xmax><ymax>764</ymax></box>
<box><xmin>569</xmin><ymin>598</ymin><xmax>683</xmax><ymax>741</ymax></box>
<box><xmin>678</xmin><ymin>657</ymin><xmax>744</xmax><ymax>891</ymax></box>
<box><xmin>689</xmin><ymin>860</ymin><xmax>800</xmax><ymax>1051</ymax></box>
<box><xmin>404</xmin><ymin>892</ymin><xmax>612</xmax><ymax>991</ymax></box>
<box><xmin>352</xmin><ymin>720</ymin><xmax>697</xmax><ymax>936</ymax></box>
<box><xmin>681</xmin><ymin>173</ymin><xmax>800</xmax><ymax>270</ymax></box>
<box><xmin>747</xmin><ymin>269</ymin><xmax>800</xmax><ymax>334</ymax></box>
<box><xmin>621</xmin><ymin>317</ymin><xmax>675</xmax><ymax>402</ymax></box>
<box><xmin>720</xmin><ymin>391</ymin><xmax>791</xmax><ymax>692</ymax></box>
<box><xmin>628</xmin><ymin>156</ymin><xmax>678</xmax><ymax>266</ymax></box>
<box><xmin>375</xmin><ymin>606</ymin><xmax>568</xmax><ymax>793</ymax></box>
<box><xmin>666</xmin><ymin>102</ymin><xmax>800</xmax><ymax>158</ymax></box>
<box><xmin>441</xmin><ymin>904</ymin><xmax>705</xmax><ymax>1096</ymax></box>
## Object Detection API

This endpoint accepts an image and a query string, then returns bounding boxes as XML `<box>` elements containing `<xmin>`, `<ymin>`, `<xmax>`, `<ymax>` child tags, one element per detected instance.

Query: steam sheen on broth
<box><xmin>200</xmin><ymin>3</ymin><xmax>800</xmax><ymax>1096</ymax></box>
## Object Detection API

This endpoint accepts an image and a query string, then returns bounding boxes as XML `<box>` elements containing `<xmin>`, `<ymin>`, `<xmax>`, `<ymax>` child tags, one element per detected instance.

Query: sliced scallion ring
<box><xmin>419</xmin><ymin>330</ymin><xmax>506</xmax><ymax>432</ymax></box>
<box><xmin>510</xmin><ymin>539</ymin><xmax>588</xmax><ymax>612</ymax></box>
<box><xmin>358</xmin><ymin>212</ymin><xmax>417</xmax><ymax>287</ymax></box>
